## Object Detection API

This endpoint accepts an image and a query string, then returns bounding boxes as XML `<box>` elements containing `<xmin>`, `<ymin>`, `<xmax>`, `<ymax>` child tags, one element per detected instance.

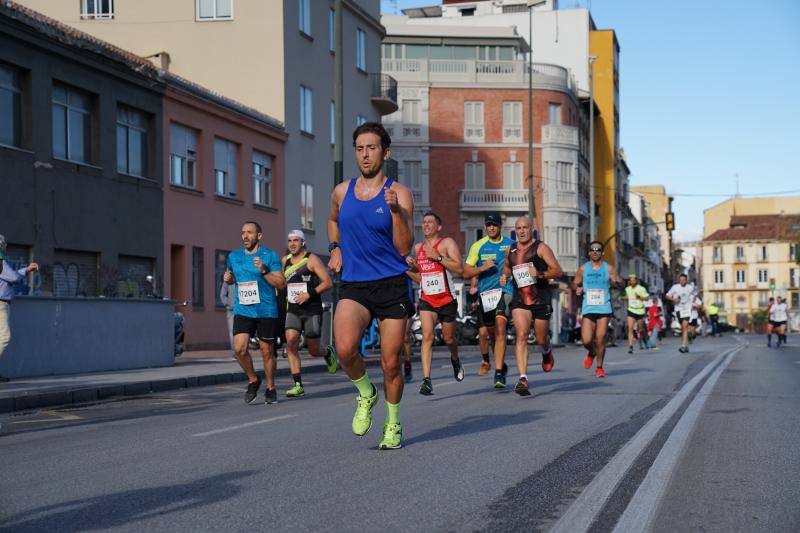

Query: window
<box><xmin>758</xmin><ymin>269</ymin><xmax>768</xmax><ymax>284</ymax></box>
<box><xmin>81</xmin><ymin>0</ymin><xmax>114</xmax><ymax>19</ymax></box>
<box><xmin>758</xmin><ymin>245</ymin><xmax>767</xmax><ymax>261</ymax></box>
<box><xmin>52</xmin><ymin>83</ymin><xmax>92</xmax><ymax>163</ymax></box>
<box><xmin>502</xmin><ymin>102</ymin><xmax>522</xmax><ymax>142</ymax></box>
<box><xmin>53</xmin><ymin>249</ymin><xmax>99</xmax><ymax>297</ymax></box>
<box><xmin>736</xmin><ymin>246</ymin><xmax>745</xmax><ymax>261</ymax></box>
<box><xmin>554</xmin><ymin>162</ymin><xmax>574</xmax><ymax>191</ymax></box>
<box><xmin>557</xmin><ymin>227</ymin><xmax>576</xmax><ymax>255</ymax></box>
<box><xmin>214</xmin><ymin>137</ymin><xmax>237</xmax><ymax>196</ymax></box>
<box><xmin>356</xmin><ymin>29</ymin><xmax>367</xmax><ymax>71</ymax></box>
<box><xmin>300</xmin><ymin>86</ymin><xmax>313</xmax><ymax>134</ymax></box>
<box><xmin>712</xmin><ymin>246</ymin><xmax>723</xmax><ymax>262</ymax></box>
<box><xmin>502</xmin><ymin>3</ymin><xmax>528</xmax><ymax>13</ymax></box>
<box><xmin>116</xmin><ymin>106</ymin><xmax>148</xmax><ymax>177</ymax></box>
<box><xmin>356</xmin><ymin>115</ymin><xmax>367</xmax><ymax>126</ymax></box>
<box><xmin>214</xmin><ymin>250</ymin><xmax>229</xmax><ymax>308</ymax></box>
<box><xmin>460</xmin><ymin>7</ymin><xmax>476</xmax><ymax>16</ymax></box>
<box><xmin>329</xmin><ymin>8</ymin><xmax>335</xmax><ymax>52</ymax></box>
<box><xmin>197</xmin><ymin>0</ymin><xmax>232</xmax><ymax>20</ymax></box>
<box><xmin>329</xmin><ymin>101</ymin><xmax>335</xmax><ymax>144</ymax></box>
<box><xmin>792</xmin><ymin>292</ymin><xmax>799</xmax><ymax>308</ymax></box>
<box><xmin>791</xmin><ymin>268</ymin><xmax>799</xmax><ymax>289</ymax></box>
<box><xmin>0</xmin><ymin>63</ymin><xmax>22</xmax><ymax>148</ymax></box>
<box><xmin>252</xmin><ymin>150</ymin><xmax>272</xmax><ymax>207</ymax></box>
<box><xmin>169</xmin><ymin>123</ymin><xmax>198</xmax><ymax>188</ymax></box>
<box><xmin>736</xmin><ymin>269</ymin><xmax>746</xmax><ymax>287</ymax></box>
<box><xmin>299</xmin><ymin>0</ymin><xmax>311</xmax><ymax>35</ymax></box>
<box><xmin>503</xmin><ymin>162</ymin><xmax>523</xmax><ymax>189</ymax></box>
<box><xmin>790</xmin><ymin>243</ymin><xmax>798</xmax><ymax>261</ymax></box>
<box><xmin>548</xmin><ymin>103</ymin><xmax>561</xmax><ymax>125</ymax></box>
<box><xmin>715</xmin><ymin>292</ymin><xmax>724</xmax><ymax>306</ymax></box>
<box><xmin>464</xmin><ymin>101</ymin><xmax>484</xmax><ymax>142</ymax></box>
<box><xmin>403</xmin><ymin>161</ymin><xmax>422</xmax><ymax>192</ymax></box>
<box><xmin>758</xmin><ymin>291</ymin><xmax>769</xmax><ymax>306</ymax></box>
<box><xmin>464</xmin><ymin>162</ymin><xmax>485</xmax><ymax>189</ymax></box>
<box><xmin>402</xmin><ymin>99</ymin><xmax>420</xmax><ymax>124</ymax></box>
<box><xmin>301</xmin><ymin>183</ymin><xmax>314</xmax><ymax>230</ymax></box>
<box><xmin>714</xmin><ymin>270</ymin><xmax>724</xmax><ymax>286</ymax></box>
<box><xmin>115</xmin><ymin>255</ymin><xmax>155</xmax><ymax>297</ymax></box>
<box><xmin>192</xmin><ymin>247</ymin><xmax>204</xmax><ymax>308</ymax></box>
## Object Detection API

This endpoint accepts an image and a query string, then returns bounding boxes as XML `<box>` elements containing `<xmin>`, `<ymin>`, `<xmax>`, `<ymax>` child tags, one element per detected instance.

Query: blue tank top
<box><xmin>581</xmin><ymin>261</ymin><xmax>612</xmax><ymax>315</ymax></box>
<box><xmin>339</xmin><ymin>177</ymin><xmax>408</xmax><ymax>282</ymax></box>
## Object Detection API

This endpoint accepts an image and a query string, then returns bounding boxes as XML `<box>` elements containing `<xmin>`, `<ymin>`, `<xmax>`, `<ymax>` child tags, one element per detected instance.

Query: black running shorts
<box><xmin>339</xmin><ymin>274</ymin><xmax>410</xmax><ymax>320</ymax></box>
<box><xmin>418</xmin><ymin>299</ymin><xmax>458</xmax><ymax>323</ymax></box>
<box><xmin>233</xmin><ymin>315</ymin><xmax>277</xmax><ymax>341</ymax></box>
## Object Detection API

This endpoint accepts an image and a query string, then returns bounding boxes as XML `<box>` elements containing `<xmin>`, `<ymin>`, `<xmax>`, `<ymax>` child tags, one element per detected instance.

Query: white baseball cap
<box><xmin>287</xmin><ymin>229</ymin><xmax>306</xmax><ymax>241</ymax></box>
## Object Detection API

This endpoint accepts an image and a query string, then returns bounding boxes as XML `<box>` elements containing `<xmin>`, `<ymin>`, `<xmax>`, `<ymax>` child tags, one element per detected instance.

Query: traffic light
<box><xmin>665</xmin><ymin>212</ymin><xmax>675</xmax><ymax>232</ymax></box>
<box><xmin>769</xmin><ymin>278</ymin><xmax>776</xmax><ymax>290</ymax></box>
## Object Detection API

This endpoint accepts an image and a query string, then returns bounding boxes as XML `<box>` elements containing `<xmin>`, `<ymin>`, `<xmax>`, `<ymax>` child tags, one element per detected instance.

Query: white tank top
<box><xmin>769</xmin><ymin>303</ymin><xmax>788</xmax><ymax>322</ymax></box>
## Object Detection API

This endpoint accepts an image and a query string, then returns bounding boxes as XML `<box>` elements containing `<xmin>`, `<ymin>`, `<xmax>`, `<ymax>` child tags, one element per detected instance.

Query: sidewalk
<box><xmin>0</xmin><ymin>349</ymin><xmax>367</xmax><ymax>414</ymax></box>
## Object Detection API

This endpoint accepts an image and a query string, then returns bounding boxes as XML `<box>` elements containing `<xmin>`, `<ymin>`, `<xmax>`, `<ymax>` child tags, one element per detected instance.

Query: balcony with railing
<box><xmin>370</xmin><ymin>73</ymin><xmax>398</xmax><ymax>115</ymax></box>
<box><xmin>459</xmin><ymin>189</ymin><xmax>529</xmax><ymax>212</ymax></box>
<box><xmin>541</xmin><ymin>124</ymin><xmax>579</xmax><ymax>147</ymax></box>
<box><xmin>381</xmin><ymin>59</ymin><xmax>575</xmax><ymax>93</ymax></box>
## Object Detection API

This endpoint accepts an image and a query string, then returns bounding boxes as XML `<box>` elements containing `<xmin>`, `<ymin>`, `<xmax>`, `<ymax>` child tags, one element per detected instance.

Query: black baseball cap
<box><xmin>484</xmin><ymin>212</ymin><xmax>502</xmax><ymax>225</ymax></box>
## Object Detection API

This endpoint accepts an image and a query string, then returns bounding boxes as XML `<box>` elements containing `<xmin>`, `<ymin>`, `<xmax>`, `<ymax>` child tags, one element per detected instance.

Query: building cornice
<box><xmin>344</xmin><ymin>0</ymin><xmax>385</xmax><ymax>36</ymax></box>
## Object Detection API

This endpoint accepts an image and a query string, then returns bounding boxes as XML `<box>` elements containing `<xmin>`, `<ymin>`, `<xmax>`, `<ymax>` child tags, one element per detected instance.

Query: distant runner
<box><xmin>665</xmin><ymin>273</ymin><xmax>696</xmax><ymax>353</ymax></box>
<box><xmin>624</xmin><ymin>274</ymin><xmax>650</xmax><ymax>353</ymax></box>
<box><xmin>768</xmin><ymin>295</ymin><xmax>788</xmax><ymax>348</ymax></box>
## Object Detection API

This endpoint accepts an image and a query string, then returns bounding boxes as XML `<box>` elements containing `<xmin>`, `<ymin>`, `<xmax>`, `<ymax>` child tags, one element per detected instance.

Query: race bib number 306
<box><xmin>421</xmin><ymin>271</ymin><xmax>446</xmax><ymax>295</ymax></box>
<box><xmin>512</xmin><ymin>263</ymin><xmax>536</xmax><ymax>287</ymax></box>
<box><xmin>238</xmin><ymin>281</ymin><xmax>260</xmax><ymax>305</ymax></box>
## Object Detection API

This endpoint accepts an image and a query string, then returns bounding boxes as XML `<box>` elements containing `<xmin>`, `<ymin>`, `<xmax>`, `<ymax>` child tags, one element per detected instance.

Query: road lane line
<box><xmin>605</xmin><ymin>357</ymin><xmax>637</xmax><ymax>366</ymax></box>
<box><xmin>191</xmin><ymin>414</ymin><xmax>295</xmax><ymax>437</ymax></box>
<box><xmin>548</xmin><ymin>340</ymin><xmax>745</xmax><ymax>533</ymax></box>
<box><xmin>612</xmin><ymin>345</ymin><xmax>741</xmax><ymax>532</ymax></box>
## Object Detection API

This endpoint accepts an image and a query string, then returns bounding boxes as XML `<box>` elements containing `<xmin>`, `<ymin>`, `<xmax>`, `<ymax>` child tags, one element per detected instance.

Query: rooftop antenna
<box><xmin>734</xmin><ymin>172</ymin><xmax>740</xmax><ymax>198</ymax></box>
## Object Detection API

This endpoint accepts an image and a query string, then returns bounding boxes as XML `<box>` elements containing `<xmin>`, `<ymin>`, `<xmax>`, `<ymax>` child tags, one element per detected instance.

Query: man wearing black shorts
<box><xmin>328</xmin><ymin>122</ymin><xmax>414</xmax><ymax>450</ymax></box>
<box><xmin>224</xmin><ymin>221</ymin><xmax>285</xmax><ymax>404</ymax></box>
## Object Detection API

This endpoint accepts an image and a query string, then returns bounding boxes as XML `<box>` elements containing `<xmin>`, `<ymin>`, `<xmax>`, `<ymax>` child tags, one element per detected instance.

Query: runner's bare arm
<box><xmin>572</xmin><ymin>264</ymin><xmax>584</xmax><ymax>294</ymax></box>
<box><xmin>499</xmin><ymin>252</ymin><xmax>511</xmax><ymax>287</ymax></box>
<box><xmin>406</xmin><ymin>270</ymin><xmax>421</xmax><ymax>284</ymax></box>
<box><xmin>607</xmin><ymin>264</ymin><xmax>623</xmax><ymax>289</ymax></box>
<box><xmin>386</xmin><ymin>182</ymin><xmax>414</xmax><ymax>256</ymax></box>
<box><xmin>327</xmin><ymin>181</ymin><xmax>348</xmax><ymax>272</ymax></box>
<box><xmin>308</xmin><ymin>254</ymin><xmax>333</xmax><ymax>295</ymax></box>
<box><xmin>440</xmin><ymin>238</ymin><xmax>463</xmax><ymax>276</ymax></box>
<box><xmin>264</xmin><ymin>269</ymin><xmax>286</xmax><ymax>290</ymax></box>
<box><xmin>537</xmin><ymin>243</ymin><xmax>563</xmax><ymax>280</ymax></box>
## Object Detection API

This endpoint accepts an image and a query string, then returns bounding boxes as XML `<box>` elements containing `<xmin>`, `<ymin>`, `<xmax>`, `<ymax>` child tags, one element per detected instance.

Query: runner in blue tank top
<box><xmin>327</xmin><ymin>122</ymin><xmax>414</xmax><ymax>450</ymax></box>
<box><xmin>572</xmin><ymin>240</ymin><xmax>622</xmax><ymax>377</ymax></box>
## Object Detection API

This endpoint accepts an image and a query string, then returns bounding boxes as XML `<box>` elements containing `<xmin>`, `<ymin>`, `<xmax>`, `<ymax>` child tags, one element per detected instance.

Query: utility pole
<box><xmin>526</xmin><ymin>0</ymin><xmax>546</xmax><ymax>223</ymax></box>
<box><xmin>588</xmin><ymin>55</ymin><xmax>597</xmax><ymax>241</ymax></box>
<box><xmin>334</xmin><ymin>0</ymin><xmax>343</xmax><ymax>188</ymax></box>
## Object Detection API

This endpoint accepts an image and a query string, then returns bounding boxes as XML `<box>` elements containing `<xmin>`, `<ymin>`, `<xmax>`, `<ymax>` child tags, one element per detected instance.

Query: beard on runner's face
<box><xmin>355</xmin><ymin>134</ymin><xmax>385</xmax><ymax>178</ymax></box>
<box><xmin>241</xmin><ymin>227</ymin><xmax>260</xmax><ymax>249</ymax></box>
<box><xmin>287</xmin><ymin>238</ymin><xmax>304</xmax><ymax>254</ymax></box>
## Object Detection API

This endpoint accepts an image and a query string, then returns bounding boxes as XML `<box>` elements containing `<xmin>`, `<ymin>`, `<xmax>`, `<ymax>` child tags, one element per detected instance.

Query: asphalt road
<box><xmin>1</xmin><ymin>335</ymin><xmax>798</xmax><ymax>532</ymax></box>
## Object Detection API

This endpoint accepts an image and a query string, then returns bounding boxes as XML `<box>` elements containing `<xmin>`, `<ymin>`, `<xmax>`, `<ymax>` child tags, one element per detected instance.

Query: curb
<box><xmin>0</xmin><ymin>356</ymin><xmax>387</xmax><ymax>414</ymax></box>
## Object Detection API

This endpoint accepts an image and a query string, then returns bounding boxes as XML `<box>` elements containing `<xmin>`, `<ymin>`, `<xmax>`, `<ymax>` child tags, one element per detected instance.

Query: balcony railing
<box><xmin>541</xmin><ymin>124</ymin><xmax>578</xmax><ymax>146</ymax></box>
<box><xmin>381</xmin><ymin>59</ymin><xmax>575</xmax><ymax>93</ymax></box>
<box><xmin>370</xmin><ymin>73</ymin><xmax>398</xmax><ymax>115</ymax></box>
<box><xmin>459</xmin><ymin>189</ymin><xmax>529</xmax><ymax>211</ymax></box>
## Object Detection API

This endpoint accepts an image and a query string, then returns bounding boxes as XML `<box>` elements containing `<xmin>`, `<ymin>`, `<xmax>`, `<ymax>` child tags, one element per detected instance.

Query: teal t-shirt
<box><xmin>466</xmin><ymin>236</ymin><xmax>513</xmax><ymax>295</ymax></box>
<box><xmin>227</xmin><ymin>246</ymin><xmax>282</xmax><ymax>318</ymax></box>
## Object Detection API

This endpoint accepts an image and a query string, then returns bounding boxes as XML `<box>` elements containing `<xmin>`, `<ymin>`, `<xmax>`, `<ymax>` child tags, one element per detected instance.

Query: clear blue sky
<box><xmin>381</xmin><ymin>0</ymin><xmax>800</xmax><ymax>241</ymax></box>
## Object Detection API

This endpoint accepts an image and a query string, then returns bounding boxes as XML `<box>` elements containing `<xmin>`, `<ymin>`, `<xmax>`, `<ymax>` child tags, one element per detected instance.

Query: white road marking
<box><xmin>605</xmin><ymin>357</ymin><xmax>636</xmax><ymax>366</ymax></box>
<box><xmin>612</xmin><ymin>344</ymin><xmax>739</xmax><ymax>532</ymax></box>
<box><xmin>191</xmin><ymin>414</ymin><xmax>295</xmax><ymax>437</ymax></box>
<box><xmin>548</xmin><ymin>340</ymin><xmax>745</xmax><ymax>533</ymax></box>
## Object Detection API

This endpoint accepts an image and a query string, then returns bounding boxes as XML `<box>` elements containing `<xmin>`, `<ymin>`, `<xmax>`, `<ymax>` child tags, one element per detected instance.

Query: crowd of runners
<box><xmin>219</xmin><ymin>122</ymin><xmax>789</xmax><ymax>450</ymax></box>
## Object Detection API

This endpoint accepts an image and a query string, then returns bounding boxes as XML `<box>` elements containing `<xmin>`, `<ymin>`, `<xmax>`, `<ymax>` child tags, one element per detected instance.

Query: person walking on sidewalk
<box><xmin>282</xmin><ymin>229</ymin><xmax>338</xmax><ymax>398</ymax></box>
<box><xmin>573</xmin><ymin>240</ymin><xmax>622</xmax><ymax>378</ymax></box>
<box><xmin>623</xmin><ymin>274</ymin><xmax>650</xmax><ymax>353</ymax></box>
<box><xmin>219</xmin><ymin>275</ymin><xmax>236</xmax><ymax>359</ymax></box>
<box><xmin>462</xmin><ymin>212</ymin><xmax>514</xmax><ymax>388</ymax></box>
<box><xmin>500</xmin><ymin>216</ymin><xmax>563</xmax><ymax>396</ymax></box>
<box><xmin>327</xmin><ymin>122</ymin><xmax>414</xmax><ymax>450</ymax></box>
<box><xmin>224</xmin><ymin>222</ymin><xmax>286</xmax><ymax>405</ymax></box>
<box><xmin>0</xmin><ymin>234</ymin><xmax>39</xmax><ymax>382</ymax></box>
<box><xmin>406</xmin><ymin>211</ymin><xmax>465</xmax><ymax>396</ymax></box>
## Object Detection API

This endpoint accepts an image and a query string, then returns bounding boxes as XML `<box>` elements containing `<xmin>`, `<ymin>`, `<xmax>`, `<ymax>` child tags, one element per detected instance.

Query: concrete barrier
<box><xmin>0</xmin><ymin>297</ymin><xmax>174</xmax><ymax>378</ymax></box>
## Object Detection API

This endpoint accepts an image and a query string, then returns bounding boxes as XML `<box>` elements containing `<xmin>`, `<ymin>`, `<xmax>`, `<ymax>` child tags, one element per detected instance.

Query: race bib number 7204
<box><xmin>238</xmin><ymin>281</ymin><xmax>260</xmax><ymax>305</ymax></box>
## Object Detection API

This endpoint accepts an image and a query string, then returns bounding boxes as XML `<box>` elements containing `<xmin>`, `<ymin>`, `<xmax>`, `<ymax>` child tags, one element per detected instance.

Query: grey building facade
<box><xmin>0</xmin><ymin>4</ymin><xmax>165</xmax><ymax>297</ymax></box>
<box><xmin>282</xmin><ymin>0</ymin><xmax>397</xmax><ymax>254</ymax></box>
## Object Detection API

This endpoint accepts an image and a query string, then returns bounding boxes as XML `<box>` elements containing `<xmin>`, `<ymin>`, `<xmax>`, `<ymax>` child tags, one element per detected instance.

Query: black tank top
<box><xmin>284</xmin><ymin>253</ymin><xmax>323</xmax><ymax>315</ymax></box>
<box><xmin>508</xmin><ymin>239</ymin><xmax>550</xmax><ymax>305</ymax></box>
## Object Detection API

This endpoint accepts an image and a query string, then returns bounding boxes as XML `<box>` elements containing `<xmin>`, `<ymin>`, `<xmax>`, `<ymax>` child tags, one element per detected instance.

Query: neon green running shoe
<box><xmin>324</xmin><ymin>345</ymin><xmax>339</xmax><ymax>374</ymax></box>
<box><xmin>286</xmin><ymin>383</ymin><xmax>305</xmax><ymax>398</ymax></box>
<box><xmin>379</xmin><ymin>422</ymin><xmax>403</xmax><ymax>450</ymax></box>
<box><xmin>352</xmin><ymin>385</ymin><xmax>378</xmax><ymax>436</ymax></box>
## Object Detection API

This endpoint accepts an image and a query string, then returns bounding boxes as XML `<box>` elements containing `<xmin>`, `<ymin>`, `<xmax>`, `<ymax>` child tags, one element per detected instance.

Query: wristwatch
<box><xmin>435</xmin><ymin>255</ymin><xmax>443</xmax><ymax>263</ymax></box>
<box><xmin>328</xmin><ymin>242</ymin><xmax>340</xmax><ymax>252</ymax></box>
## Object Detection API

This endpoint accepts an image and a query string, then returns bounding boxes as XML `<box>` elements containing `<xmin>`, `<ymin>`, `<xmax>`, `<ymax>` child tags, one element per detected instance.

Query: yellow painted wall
<box><xmin>631</xmin><ymin>184</ymin><xmax>672</xmax><ymax>265</ymax></box>
<box><xmin>15</xmin><ymin>0</ymin><xmax>285</xmax><ymax>122</ymax></box>
<box><xmin>703</xmin><ymin>197</ymin><xmax>800</xmax><ymax>237</ymax></box>
<box><xmin>590</xmin><ymin>29</ymin><xmax>619</xmax><ymax>266</ymax></box>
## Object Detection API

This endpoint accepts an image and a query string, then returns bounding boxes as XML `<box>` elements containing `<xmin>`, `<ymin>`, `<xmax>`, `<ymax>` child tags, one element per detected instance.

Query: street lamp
<box><xmin>527</xmin><ymin>0</ymin><xmax>546</xmax><ymax>224</ymax></box>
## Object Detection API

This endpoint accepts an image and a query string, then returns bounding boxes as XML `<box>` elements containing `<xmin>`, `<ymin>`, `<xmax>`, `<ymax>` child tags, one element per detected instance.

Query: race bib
<box><xmin>238</xmin><ymin>281</ymin><xmax>260</xmax><ymax>305</ymax></box>
<box><xmin>287</xmin><ymin>282</ymin><xmax>307</xmax><ymax>304</ymax></box>
<box><xmin>480</xmin><ymin>288</ymin><xmax>502</xmax><ymax>311</ymax></box>
<box><xmin>586</xmin><ymin>289</ymin><xmax>605</xmax><ymax>306</ymax></box>
<box><xmin>676</xmin><ymin>295</ymin><xmax>692</xmax><ymax>314</ymax></box>
<box><xmin>512</xmin><ymin>263</ymin><xmax>536</xmax><ymax>287</ymax></box>
<box><xmin>421</xmin><ymin>271</ymin><xmax>445</xmax><ymax>295</ymax></box>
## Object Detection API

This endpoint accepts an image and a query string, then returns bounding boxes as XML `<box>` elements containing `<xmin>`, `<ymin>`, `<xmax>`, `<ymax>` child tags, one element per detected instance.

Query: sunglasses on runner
<box><xmin>590</xmin><ymin>247</ymin><xmax>602</xmax><ymax>252</ymax></box>
<box><xmin>485</xmin><ymin>222</ymin><xmax>500</xmax><ymax>227</ymax></box>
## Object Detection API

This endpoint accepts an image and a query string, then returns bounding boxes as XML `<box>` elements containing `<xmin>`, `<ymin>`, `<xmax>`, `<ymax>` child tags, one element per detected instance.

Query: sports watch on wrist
<box><xmin>328</xmin><ymin>242</ymin><xmax>339</xmax><ymax>253</ymax></box>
